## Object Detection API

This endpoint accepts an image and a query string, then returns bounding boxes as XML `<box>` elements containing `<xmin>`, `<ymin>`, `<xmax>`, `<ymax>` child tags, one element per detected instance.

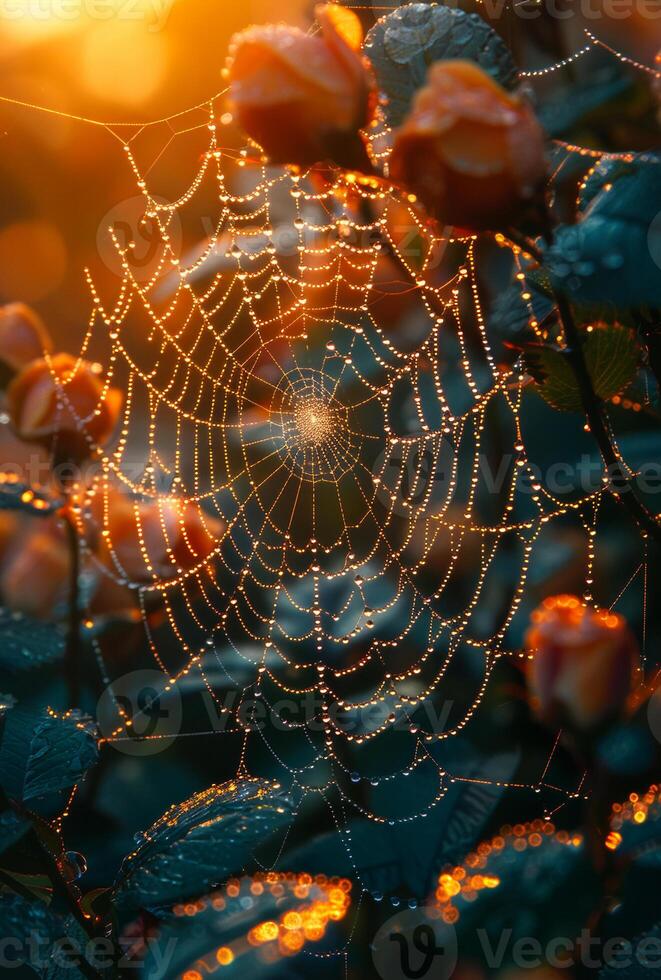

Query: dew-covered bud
<box><xmin>525</xmin><ymin>594</ymin><xmax>639</xmax><ymax>734</ymax></box>
<box><xmin>390</xmin><ymin>60</ymin><xmax>547</xmax><ymax>231</ymax></box>
<box><xmin>7</xmin><ymin>352</ymin><xmax>122</xmax><ymax>463</ymax></box>
<box><xmin>226</xmin><ymin>4</ymin><xmax>376</xmax><ymax>172</ymax></box>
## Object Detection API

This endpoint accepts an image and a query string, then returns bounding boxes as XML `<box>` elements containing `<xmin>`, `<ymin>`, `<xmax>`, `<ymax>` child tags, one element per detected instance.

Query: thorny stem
<box><xmin>506</xmin><ymin>220</ymin><xmax>661</xmax><ymax>546</ymax></box>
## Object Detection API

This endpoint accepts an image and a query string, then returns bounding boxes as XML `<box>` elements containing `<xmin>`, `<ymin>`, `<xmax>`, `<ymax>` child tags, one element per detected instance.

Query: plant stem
<box><xmin>506</xmin><ymin>223</ymin><xmax>661</xmax><ymax>545</ymax></box>
<box><xmin>62</xmin><ymin>507</ymin><xmax>82</xmax><ymax>708</ymax></box>
<box><xmin>567</xmin><ymin>740</ymin><xmax>624</xmax><ymax>980</ymax></box>
<box><xmin>549</xmin><ymin>272</ymin><xmax>661</xmax><ymax>545</ymax></box>
<box><xmin>0</xmin><ymin>792</ymin><xmax>105</xmax><ymax>980</ymax></box>
<box><xmin>9</xmin><ymin>860</ymin><xmax>105</xmax><ymax>980</ymax></box>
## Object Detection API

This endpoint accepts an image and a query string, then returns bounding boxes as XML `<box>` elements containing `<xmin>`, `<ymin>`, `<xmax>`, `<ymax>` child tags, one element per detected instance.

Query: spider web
<box><xmin>3</xmin><ymin>12</ymin><xmax>659</xmax><ymax>961</ymax></box>
<box><xmin>78</xmin><ymin>112</ymin><xmax>600</xmax><ymax>817</ymax></box>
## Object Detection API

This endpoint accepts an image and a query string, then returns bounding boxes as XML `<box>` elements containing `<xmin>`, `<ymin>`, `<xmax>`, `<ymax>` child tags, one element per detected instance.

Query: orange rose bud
<box><xmin>525</xmin><ymin>595</ymin><xmax>639</xmax><ymax>734</ymax></box>
<box><xmin>7</xmin><ymin>352</ymin><xmax>122</xmax><ymax>462</ymax></box>
<box><xmin>0</xmin><ymin>303</ymin><xmax>52</xmax><ymax>374</ymax></box>
<box><xmin>0</xmin><ymin>522</ymin><xmax>69</xmax><ymax>620</ymax></box>
<box><xmin>389</xmin><ymin>60</ymin><xmax>547</xmax><ymax>231</ymax></box>
<box><xmin>99</xmin><ymin>491</ymin><xmax>224</xmax><ymax>582</ymax></box>
<box><xmin>226</xmin><ymin>4</ymin><xmax>376</xmax><ymax>171</ymax></box>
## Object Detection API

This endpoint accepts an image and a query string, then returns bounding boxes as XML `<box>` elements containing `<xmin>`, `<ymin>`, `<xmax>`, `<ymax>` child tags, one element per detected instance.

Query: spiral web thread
<box><xmin>3</xmin><ymin>14</ymin><xmax>659</xmax><ymax>965</ymax></box>
<box><xmin>80</xmin><ymin>128</ymin><xmax>635</xmax><ymax>806</ymax></box>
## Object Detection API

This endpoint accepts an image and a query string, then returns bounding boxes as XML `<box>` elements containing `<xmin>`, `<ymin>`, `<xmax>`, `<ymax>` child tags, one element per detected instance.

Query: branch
<box><xmin>553</xmin><ymin>293</ymin><xmax>661</xmax><ymax>540</ymax></box>
<box><xmin>526</xmin><ymin>215</ymin><xmax>661</xmax><ymax>545</ymax></box>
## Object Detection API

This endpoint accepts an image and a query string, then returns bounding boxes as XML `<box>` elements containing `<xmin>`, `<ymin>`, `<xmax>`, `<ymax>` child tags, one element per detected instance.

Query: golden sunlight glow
<box><xmin>0</xmin><ymin>221</ymin><xmax>67</xmax><ymax>302</ymax></box>
<box><xmin>81</xmin><ymin>21</ymin><xmax>169</xmax><ymax>105</ymax></box>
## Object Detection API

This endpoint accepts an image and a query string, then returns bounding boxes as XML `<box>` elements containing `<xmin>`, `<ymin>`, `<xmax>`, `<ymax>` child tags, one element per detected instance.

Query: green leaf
<box><xmin>0</xmin><ymin>479</ymin><xmax>61</xmax><ymax>517</ymax></box>
<box><xmin>142</xmin><ymin>876</ymin><xmax>346</xmax><ymax>979</ymax></box>
<box><xmin>0</xmin><ymin>869</ymin><xmax>52</xmax><ymax>903</ymax></box>
<box><xmin>616</xmin><ymin>791</ymin><xmax>661</xmax><ymax>872</ymax></box>
<box><xmin>0</xmin><ymin>891</ymin><xmax>64</xmax><ymax>946</ymax></box>
<box><xmin>113</xmin><ymin>777</ymin><xmax>295</xmax><ymax>910</ymax></box>
<box><xmin>0</xmin><ymin>708</ymin><xmax>99</xmax><ymax>806</ymax></box>
<box><xmin>449</xmin><ymin>832</ymin><xmax>599</xmax><ymax>969</ymax></box>
<box><xmin>547</xmin><ymin>162</ymin><xmax>661</xmax><ymax>310</ymax></box>
<box><xmin>363</xmin><ymin>3</ymin><xmax>517</xmax><ymax>127</ymax></box>
<box><xmin>0</xmin><ymin>608</ymin><xmax>65</xmax><ymax>673</ymax></box>
<box><xmin>577</xmin><ymin>157</ymin><xmax>643</xmax><ymax>213</ymax></box>
<box><xmin>0</xmin><ymin>895</ymin><xmax>91</xmax><ymax>979</ymax></box>
<box><xmin>522</xmin><ymin>323</ymin><xmax>639</xmax><ymax>412</ymax></box>
<box><xmin>490</xmin><ymin>281</ymin><xmax>553</xmax><ymax>340</ymax></box>
<box><xmin>284</xmin><ymin>750</ymin><xmax>518</xmax><ymax>899</ymax></box>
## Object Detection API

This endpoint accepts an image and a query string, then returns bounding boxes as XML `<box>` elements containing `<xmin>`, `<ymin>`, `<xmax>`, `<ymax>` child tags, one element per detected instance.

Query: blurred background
<box><xmin>0</xmin><ymin>0</ymin><xmax>311</xmax><ymax>339</ymax></box>
<box><xmin>0</xmin><ymin>0</ymin><xmax>657</xmax><ymax>343</ymax></box>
